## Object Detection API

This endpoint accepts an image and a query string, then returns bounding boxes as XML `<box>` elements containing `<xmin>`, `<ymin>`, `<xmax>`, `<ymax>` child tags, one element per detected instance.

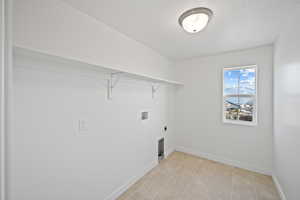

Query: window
<box><xmin>223</xmin><ymin>65</ymin><xmax>257</xmax><ymax>125</ymax></box>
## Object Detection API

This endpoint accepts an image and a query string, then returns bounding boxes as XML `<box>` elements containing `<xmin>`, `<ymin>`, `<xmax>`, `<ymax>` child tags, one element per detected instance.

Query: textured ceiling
<box><xmin>62</xmin><ymin>0</ymin><xmax>297</xmax><ymax>60</ymax></box>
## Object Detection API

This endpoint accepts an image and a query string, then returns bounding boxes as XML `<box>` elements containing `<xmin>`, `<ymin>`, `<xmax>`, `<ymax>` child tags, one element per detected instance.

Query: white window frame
<box><xmin>222</xmin><ymin>65</ymin><xmax>258</xmax><ymax>126</ymax></box>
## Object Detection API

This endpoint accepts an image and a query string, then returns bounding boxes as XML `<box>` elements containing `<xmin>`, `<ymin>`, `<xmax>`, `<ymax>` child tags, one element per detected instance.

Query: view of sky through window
<box><xmin>223</xmin><ymin>67</ymin><xmax>256</xmax><ymax>123</ymax></box>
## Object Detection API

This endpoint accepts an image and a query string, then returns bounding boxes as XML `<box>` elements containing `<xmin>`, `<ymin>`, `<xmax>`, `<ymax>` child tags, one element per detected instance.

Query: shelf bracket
<box><xmin>151</xmin><ymin>84</ymin><xmax>160</xmax><ymax>99</ymax></box>
<box><xmin>107</xmin><ymin>72</ymin><xmax>122</xmax><ymax>100</ymax></box>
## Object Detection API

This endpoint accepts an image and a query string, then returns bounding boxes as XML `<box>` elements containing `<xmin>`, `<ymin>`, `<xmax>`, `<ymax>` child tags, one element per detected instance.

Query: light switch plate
<box><xmin>78</xmin><ymin>119</ymin><xmax>88</xmax><ymax>134</ymax></box>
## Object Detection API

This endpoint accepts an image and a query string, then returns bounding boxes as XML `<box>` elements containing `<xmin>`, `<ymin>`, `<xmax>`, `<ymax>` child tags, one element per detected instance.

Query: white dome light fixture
<box><xmin>179</xmin><ymin>7</ymin><xmax>213</xmax><ymax>33</ymax></box>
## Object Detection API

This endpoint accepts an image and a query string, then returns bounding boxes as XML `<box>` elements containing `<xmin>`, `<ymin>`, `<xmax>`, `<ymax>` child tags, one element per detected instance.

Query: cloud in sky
<box><xmin>224</xmin><ymin>68</ymin><xmax>256</xmax><ymax>95</ymax></box>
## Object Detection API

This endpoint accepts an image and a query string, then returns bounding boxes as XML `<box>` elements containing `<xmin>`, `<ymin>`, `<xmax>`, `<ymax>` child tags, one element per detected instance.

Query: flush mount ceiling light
<box><xmin>178</xmin><ymin>7</ymin><xmax>213</xmax><ymax>33</ymax></box>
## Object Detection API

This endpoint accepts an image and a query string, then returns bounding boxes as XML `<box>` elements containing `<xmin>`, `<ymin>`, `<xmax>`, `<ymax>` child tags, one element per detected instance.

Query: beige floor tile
<box><xmin>117</xmin><ymin>152</ymin><xmax>280</xmax><ymax>200</ymax></box>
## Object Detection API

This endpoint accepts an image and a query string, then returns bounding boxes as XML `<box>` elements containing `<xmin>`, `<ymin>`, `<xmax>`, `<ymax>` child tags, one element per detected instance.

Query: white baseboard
<box><xmin>165</xmin><ymin>148</ymin><xmax>175</xmax><ymax>158</ymax></box>
<box><xmin>104</xmin><ymin>160</ymin><xmax>158</xmax><ymax>200</ymax></box>
<box><xmin>175</xmin><ymin>146</ymin><xmax>272</xmax><ymax>175</ymax></box>
<box><xmin>103</xmin><ymin>148</ymin><xmax>175</xmax><ymax>200</ymax></box>
<box><xmin>272</xmin><ymin>175</ymin><xmax>288</xmax><ymax>200</ymax></box>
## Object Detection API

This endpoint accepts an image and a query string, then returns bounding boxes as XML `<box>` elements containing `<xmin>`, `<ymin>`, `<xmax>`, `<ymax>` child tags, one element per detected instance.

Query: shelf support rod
<box><xmin>107</xmin><ymin>72</ymin><xmax>122</xmax><ymax>100</ymax></box>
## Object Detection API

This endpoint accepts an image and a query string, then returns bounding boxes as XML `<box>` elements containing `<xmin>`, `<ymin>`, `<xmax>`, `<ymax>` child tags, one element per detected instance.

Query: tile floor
<box><xmin>117</xmin><ymin>152</ymin><xmax>280</xmax><ymax>200</ymax></box>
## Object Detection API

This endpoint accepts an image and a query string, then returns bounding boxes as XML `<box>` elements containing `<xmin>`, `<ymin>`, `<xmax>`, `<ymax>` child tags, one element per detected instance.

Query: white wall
<box><xmin>174</xmin><ymin>45</ymin><xmax>273</xmax><ymax>174</ymax></box>
<box><xmin>11</xmin><ymin>1</ymin><xmax>178</xmax><ymax>199</ymax></box>
<box><xmin>9</xmin><ymin>48</ymin><xmax>176</xmax><ymax>200</ymax></box>
<box><xmin>13</xmin><ymin>0</ymin><xmax>174</xmax><ymax>81</ymax></box>
<box><xmin>273</xmin><ymin>4</ymin><xmax>300</xmax><ymax>200</ymax></box>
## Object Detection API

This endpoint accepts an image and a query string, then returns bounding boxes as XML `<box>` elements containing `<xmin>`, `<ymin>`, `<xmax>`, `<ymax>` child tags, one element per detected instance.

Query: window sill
<box><xmin>223</xmin><ymin>119</ymin><xmax>257</xmax><ymax>127</ymax></box>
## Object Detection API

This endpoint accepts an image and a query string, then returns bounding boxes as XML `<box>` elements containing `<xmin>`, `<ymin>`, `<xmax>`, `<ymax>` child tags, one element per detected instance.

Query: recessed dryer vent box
<box><xmin>141</xmin><ymin>111</ymin><xmax>149</xmax><ymax>120</ymax></box>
